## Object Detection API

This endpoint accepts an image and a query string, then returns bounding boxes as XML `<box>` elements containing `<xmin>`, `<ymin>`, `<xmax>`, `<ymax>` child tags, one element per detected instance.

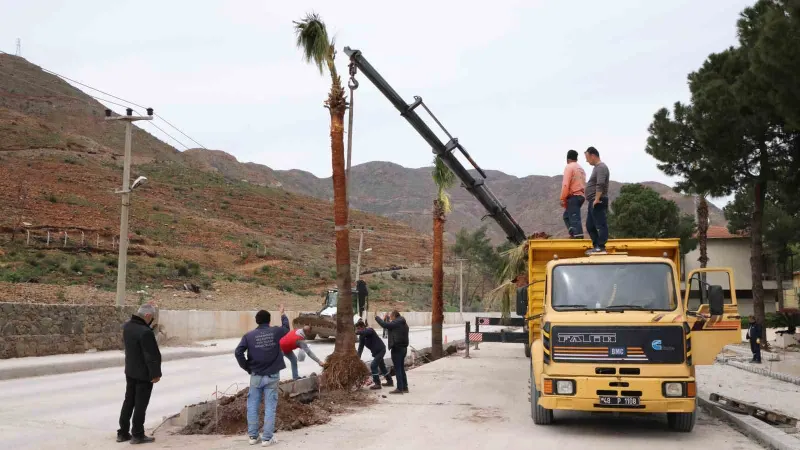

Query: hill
<box><xmin>0</xmin><ymin>53</ymin><xmax>432</xmax><ymax>310</ymax></box>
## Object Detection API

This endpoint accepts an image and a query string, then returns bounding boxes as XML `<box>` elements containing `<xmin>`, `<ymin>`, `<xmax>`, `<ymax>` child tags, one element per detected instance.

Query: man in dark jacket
<box><xmin>356</xmin><ymin>319</ymin><xmax>391</xmax><ymax>390</ymax></box>
<box><xmin>746</xmin><ymin>315</ymin><xmax>763</xmax><ymax>364</ymax></box>
<box><xmin>117</xmin><ymin>303</ymin><xmax>162</xmax><ymax>444</ymax></box>
<box><xmin>356</xmin><ymin>280</ymin><xmax>369</xmax><ymax>316</ymax></box>
<box><xmin>375</xmin><ymin>310</ymin><xmax>409</xmax><ymax>394</ymax></box>
<box><xmin>235</xmin><ymin>304</ymin><xmax>290</xmax><ymax>446</ymax></box>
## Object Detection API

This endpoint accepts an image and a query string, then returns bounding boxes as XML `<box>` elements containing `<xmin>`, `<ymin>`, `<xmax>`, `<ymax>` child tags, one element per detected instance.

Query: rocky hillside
<box><xmin>0</xmin><ymin>53</ymin><xmax>432</xmax><ymax>302</ymax></box>
<box><xmin>181</xmin><ymin>151</ymin><xmax>726</xmax><ymax>243</ymax></box>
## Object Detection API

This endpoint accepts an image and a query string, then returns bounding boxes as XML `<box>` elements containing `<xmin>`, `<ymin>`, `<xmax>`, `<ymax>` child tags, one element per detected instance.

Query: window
<box><xmin>551</xmin><ymin>263</ymin><xmax>677</xmax><ymax>312</ymax></box>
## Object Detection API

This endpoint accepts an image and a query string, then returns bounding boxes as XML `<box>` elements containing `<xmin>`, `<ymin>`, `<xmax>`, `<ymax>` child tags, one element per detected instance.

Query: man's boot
<box><xmin>130</xmin><ymin>435</ymin><xmax>155</xmax><ymax>445</ymax></box>
<box><xmin>382</xmin><ymin>375</ymin><xmax>394</xmax><ymax>387</ymax></box>
<box><xmin>370</xmin><ymin>376</ymin><xmax>382</xmax><ymax>390</ymax></box>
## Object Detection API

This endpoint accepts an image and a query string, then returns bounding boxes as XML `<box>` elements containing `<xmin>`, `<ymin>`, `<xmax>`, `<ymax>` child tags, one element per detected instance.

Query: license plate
<box><xmin>599</xmin><ymin>396</ymin><xmax>640</xmax><ymax>406</ymax></box>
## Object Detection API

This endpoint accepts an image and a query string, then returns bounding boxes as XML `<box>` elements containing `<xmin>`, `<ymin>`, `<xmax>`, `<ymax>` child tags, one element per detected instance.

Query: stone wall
<box><xmin>0</xmin><ymin>303</ymin><xmax>137</xmax><ymax>359</ymax></box>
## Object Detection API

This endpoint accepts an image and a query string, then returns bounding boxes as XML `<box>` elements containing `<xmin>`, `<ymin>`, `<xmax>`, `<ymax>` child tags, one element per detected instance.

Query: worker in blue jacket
<box><xmin>356</xmin><ymin>318</ymin><xmax>391</xmax><ymax>389</ymax></box>
<box><xmin>746</xmin><ymin>315</ymin><xmax>763</xmax><ymax>364</ymax></box>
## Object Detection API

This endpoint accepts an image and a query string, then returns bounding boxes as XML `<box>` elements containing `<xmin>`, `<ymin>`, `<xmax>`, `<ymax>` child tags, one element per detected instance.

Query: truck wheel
<box><xmin>667</xmin><ymin>402</ymin><xmax>696</xmax><ymax>432</ymax></box>
<box><xmin>530</xmin><ymin>363</ymin><xmax>553</xmax><ymax>425</ymax></box>
<box><xmin>524</xmin><ymin>342</ymin><xmax>531</xmax><ymax>358</ymax></box>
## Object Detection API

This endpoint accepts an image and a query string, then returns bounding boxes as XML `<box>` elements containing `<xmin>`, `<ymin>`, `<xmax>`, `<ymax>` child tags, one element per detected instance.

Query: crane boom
<box><xmin>343</xmin><ymin>46</ymin><xmax>527</xmax><ymax>245</ymax></box>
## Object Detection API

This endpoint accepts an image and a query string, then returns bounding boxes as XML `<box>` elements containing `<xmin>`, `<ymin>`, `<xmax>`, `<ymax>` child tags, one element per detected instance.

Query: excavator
<box><xmin>342</xmin><ymin>46</ymin><xmax>742</xmax><ymax>432</ymax></box>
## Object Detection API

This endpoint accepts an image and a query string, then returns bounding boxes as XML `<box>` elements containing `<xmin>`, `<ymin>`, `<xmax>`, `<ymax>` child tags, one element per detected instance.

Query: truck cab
<box><xmin>523</xmin><ymin>238</ymin><xmax>741</xmax><ymax>432</ymax></box>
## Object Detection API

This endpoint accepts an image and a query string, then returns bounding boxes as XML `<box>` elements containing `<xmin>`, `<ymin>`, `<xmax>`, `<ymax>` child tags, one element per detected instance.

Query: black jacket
<box><xmin>746</xmin><ymin>322</ymin><xmax>763</xmax><ymax>342</ymax></box>
<box><xmin>235</xmin><ymin>315</ymin><xmax>290</xmax><ymax>376</ymax></box>
<box><xmin>123</xmin><ymin>315</ymin><xmax>162</xmax><ymax>382</ymax></box>
<box><xmin>357</xmin><ymin>327</ymin><xmax>386</xmax><ymax>357</ymax></box>
<box><xmin>375</xmin><ymin>315</ymin><xmax>409</xmax><ymax>350</ymax></box>
<box><xmin>356</xmin><ymin>280</ymin><xmax>368</xmax><ymax>296</ymax></box>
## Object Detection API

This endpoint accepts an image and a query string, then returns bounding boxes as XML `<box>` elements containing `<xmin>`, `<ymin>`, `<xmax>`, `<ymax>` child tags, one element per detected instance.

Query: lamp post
<box><xmin>105</xmin><ymin>107</ymin><xmax>153</xmax><ymax>306</ymax></box>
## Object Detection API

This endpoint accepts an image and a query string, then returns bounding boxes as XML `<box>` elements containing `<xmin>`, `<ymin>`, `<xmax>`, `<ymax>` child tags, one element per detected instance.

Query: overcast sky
<box><xmin>1</xmin><ymin>0</ymin><xmax>755</xmax><ymax>207</ymax></box>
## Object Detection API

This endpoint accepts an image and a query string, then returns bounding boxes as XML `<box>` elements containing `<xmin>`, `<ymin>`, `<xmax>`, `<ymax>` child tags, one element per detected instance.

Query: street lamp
<box><xmin>105</xmin><ymin>108</ymin><xmax>154</xmax><ymax>306</ymax></box>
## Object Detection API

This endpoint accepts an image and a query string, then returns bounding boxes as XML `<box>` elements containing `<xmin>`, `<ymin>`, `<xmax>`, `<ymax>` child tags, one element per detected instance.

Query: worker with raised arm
<box><xmin>584</xmin><ymin>146</ymin><xmax>610</xmax><ymax>254</ymax></box>
<box><xmin>375</xmin><ymin>309</ymin><xmax>410</xmax><ymax>394</ymax></box>
<box><xmin>234</xmin><ymin>304</ymin><xmax>290</xmax><ymax>446</ymax></box>
<box><xmin>356</xmin><ymin>318</ymin><xmax>391</xmax><ymax>389</ymax></box>
<box><xmin>560</xmin><ymin>149</ymin><xmax>586</xmax><ymax>239</ymax></box>
<box><xmin>280</xmin><ymin>324</ymin><xmax>324</xmax><ymax>379</ymax></box>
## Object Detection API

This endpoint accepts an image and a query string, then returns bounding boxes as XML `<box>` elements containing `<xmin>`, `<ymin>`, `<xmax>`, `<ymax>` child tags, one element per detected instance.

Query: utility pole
<box><xmin>15</xmin><ymin>38</ymin><xmax>21</xmax><ymax>56</ymax></box>
<box><xmin>353</xmin><ymin>226</ymin><xmax>374</xmax><ymax>283</ymax></box>
<box><xmin>455</xmin><ymin>258</ymin><xmax>468</xmax><ymax>313</ymax></box>
<box><xmin>106</xmin><ymin>107</ymin><xmax>153</xmax><ymax>306</ymax></box>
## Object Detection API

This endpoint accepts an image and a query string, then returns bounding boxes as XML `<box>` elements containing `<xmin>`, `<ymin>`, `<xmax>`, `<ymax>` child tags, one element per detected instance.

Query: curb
<box><xmin>724</xmin><ymin>344</ymin><xmax>781</xmax><ymax>361</ymax></box>
<box><xmin>718</xmin><ymin>349</ymin><xmax>800</xmax><ymax>386</ymax></box>
<box><xmin>0</xmin><ymin>347</ymin><xmax>232</xmax><ymax>381</ymax></box>
<box><xmin>698</xmin><ymin>392</ymin><xmax>800</xmax><ymax>450</ymax></box>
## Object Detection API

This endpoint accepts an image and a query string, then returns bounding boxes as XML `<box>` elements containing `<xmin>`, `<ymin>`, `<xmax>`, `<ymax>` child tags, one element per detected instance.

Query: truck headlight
<box><xmin>556</xmin><ymin>380</ymin><xmax>575</xmax><ymax>395</ymax></box>
<box><xmin>664</xmin><ymin>382</ymin><xmax>683</xmax><ymax>397</ymax></box>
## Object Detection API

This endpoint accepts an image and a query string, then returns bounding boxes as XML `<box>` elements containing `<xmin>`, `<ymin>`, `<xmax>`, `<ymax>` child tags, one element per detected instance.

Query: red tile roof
<box><xmin>702</xmin><ymin>225</ymin><xmax>748</xmax><ymax>239</ymax></box>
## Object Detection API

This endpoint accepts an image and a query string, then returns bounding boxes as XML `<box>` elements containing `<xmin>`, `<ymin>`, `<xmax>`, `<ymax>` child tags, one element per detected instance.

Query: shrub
<box><xmin>391</xmin><ymin>271</ymin><xmax>400</xmax><ymax>280</ymax></box>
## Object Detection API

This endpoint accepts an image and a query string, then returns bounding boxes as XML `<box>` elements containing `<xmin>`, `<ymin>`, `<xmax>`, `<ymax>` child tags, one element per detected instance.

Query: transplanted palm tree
<box><xmin>431</xmin><ymin>156</ymin><xmax>456</xmax><ymax>359</ymax></box>
<box><xmin>294</xmin><ymin>14</ymin><xmax>367</xmax><ymax>387</ymax></box>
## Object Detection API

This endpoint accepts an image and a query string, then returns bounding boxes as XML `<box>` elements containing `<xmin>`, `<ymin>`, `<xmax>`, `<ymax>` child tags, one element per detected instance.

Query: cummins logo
<box><xmin>557</xmin><ymin>333</ymin><xmax>617</xmax><ymax>344</ymax></box>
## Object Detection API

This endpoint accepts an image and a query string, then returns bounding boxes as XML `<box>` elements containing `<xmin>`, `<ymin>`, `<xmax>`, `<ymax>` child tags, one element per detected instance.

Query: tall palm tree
<box><xmin>431</xmin><ymin>156</ymin><xmax>455</xmax><ymax>359</ymax></box>
<box><xmin>695</xmin><ymin>193</ymin><xmax>710</xmax><ymax>269</ymax></box>
<box><xmin>294</xmin><ymin>14</ymin><xmax>356</xmax><ymax>355</ymax></box>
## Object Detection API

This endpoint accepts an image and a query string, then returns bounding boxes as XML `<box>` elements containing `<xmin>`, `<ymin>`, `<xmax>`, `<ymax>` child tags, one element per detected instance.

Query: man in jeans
<box><xmin>375</xmin><ymin>310</ymin><xmax>409</xmax><ymax>394</ymax></box>
<box><xmin>235</xmin><ymin>304</ymin><xmax>290</xmax><ymax>446</ymax></box>
<box><xmin>356</xmin><ymin>318</ymin><xmax>392</xmax><ymax>389</ymax></box>
<box><xmin>560</xmin><ymin>149</ymin><xmax>586</xmax><ymax>239</ymax></box>
<box><xmin>746</xmin><ymin>316</ymin><xmax>763</xmax><ymax>364</ymax></box>
<box><xmin>584</xmin><ymin>146</ymin><xmax>610</xmax><ymax>254</ymax></box>
<box><xmin>117</xmin><ymin>303</ymin><xmax>161</xmax><ymax>445</ymax></box>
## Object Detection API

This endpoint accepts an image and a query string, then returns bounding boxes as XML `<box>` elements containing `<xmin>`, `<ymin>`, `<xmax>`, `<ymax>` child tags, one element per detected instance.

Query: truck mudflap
<box><xmin>536</xmin><ymin>376</ymin><xmax>697</xmax><ymax>414</ymax></box>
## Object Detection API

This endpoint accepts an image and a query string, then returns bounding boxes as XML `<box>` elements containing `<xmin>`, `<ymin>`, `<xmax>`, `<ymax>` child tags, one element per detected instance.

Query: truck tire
<box><xmin>524</xmin><ymin>342</ymin><xmax>531</xmax><ymax>358</ymax></box>
<box><xmin>667</xmin><ymin>402</ymin><xmax>696</xmax><ymax>432</ymax></box>
<box><xmin>530</xmin><ymin>363</ymin><xmax>553</xmax><ymax>425</ymax></box>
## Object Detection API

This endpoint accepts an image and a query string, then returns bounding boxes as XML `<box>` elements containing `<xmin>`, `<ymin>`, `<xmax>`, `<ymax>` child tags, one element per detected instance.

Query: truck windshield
<box><xmin>551</xmin><ymin>263</ymin><xmax>676</xmax><ymax>311</ymax></box>
<box><xmin>325</xmin><ymin>291</ymin><xmax>338</xmax><ymax>308</ymax></box>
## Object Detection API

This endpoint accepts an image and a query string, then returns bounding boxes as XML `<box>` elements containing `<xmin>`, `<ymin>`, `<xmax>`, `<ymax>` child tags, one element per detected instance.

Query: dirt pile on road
<box><xmin>180</xmin><ymin>388</ymin><xmax>376</xmax><ymax>435</ymax></box>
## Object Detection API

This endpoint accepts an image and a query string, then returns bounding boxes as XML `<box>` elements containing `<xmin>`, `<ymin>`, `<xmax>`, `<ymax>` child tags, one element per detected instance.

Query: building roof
<box><xmin>700</xmin><ymin>226</ymin><xmax>748</xmax><ymax>239</ymax></box>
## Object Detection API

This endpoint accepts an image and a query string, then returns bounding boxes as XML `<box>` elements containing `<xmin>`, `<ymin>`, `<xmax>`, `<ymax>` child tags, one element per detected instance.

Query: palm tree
<box><xmin>431</xmin><ymin>156</ymin><xmax>455</xmax><ymax>359</ymax></box>
<box><xmin>695</xmin><ymin>193</ymin><xmax>710</xmax><ymax>269</ymax></box>
<box><xmin>294</xmin><ymin>14</ymin><xmax>356</xmax><ymax>356</ymax></box>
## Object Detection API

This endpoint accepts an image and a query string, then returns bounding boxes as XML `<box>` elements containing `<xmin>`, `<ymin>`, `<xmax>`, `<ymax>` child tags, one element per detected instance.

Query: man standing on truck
<box><xmin>560</xmin><ymin>149</ymin><xmax>586</xmax><ymax>239</ymax></box>
<box><xmin>356</xmin><ymin>318</ymin><xmax>392</xmax><ymax>389</ymax></box>
<box><xmin>234</xmin><ymin>304</ymin><xmax>290</xmax><ymax>446</ymax></box>
<box><xmin>375</xmin><ymin>310</ymin><xmax>409</xmax><ymax>394</ymax></box>
<box><xmin>584</xmin><ymin>146</ymin><xmax>610</xmax><ymax>254</ymax></box>
<box><xmin>746</xmin><ymin>315</ymin><xmax>763</xmax><ymax>364</ymax></box>
<box><xmin>280</xmin><ymin>325</ymin><xmax>324</xmax><ymax>379</ymax></box>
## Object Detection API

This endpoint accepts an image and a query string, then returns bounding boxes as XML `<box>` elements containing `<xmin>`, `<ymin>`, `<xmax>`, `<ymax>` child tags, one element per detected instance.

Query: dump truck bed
<box><xmin>526</xmin><ymin>238</ymin><xmax>681</xmax><ymax>340</ymax></box>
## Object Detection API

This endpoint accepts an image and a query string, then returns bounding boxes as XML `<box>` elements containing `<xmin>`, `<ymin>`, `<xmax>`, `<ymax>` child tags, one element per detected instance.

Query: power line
<box><xmin>0</xmin><ymin>48</ymin><xmax>206</xmax><ymax>149</ymax></box>
<box><xmin>0</xmin><ymin>63</ymin><xmax>191</xmax><ymax>149</ymax></box>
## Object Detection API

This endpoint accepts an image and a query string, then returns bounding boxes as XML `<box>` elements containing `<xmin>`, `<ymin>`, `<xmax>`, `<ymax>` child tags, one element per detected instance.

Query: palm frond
<box><xmin>487</xmin><ymin>280</ymin><xmax>514</xmax><ymax>319</ymax></box>
<box><xmin>293</xmin><ymin>12</ymin><xmax>333</xmax><ymax>75</ymax></box>
<box><xmin>432</xmin><ymin>156</ymin><xmax>456</xmax><ymax>215</ymax></box>
<box><xmin>497</xmin><ymin>241</ymin><xmax>528</xmax><ymax>282</ymax></box>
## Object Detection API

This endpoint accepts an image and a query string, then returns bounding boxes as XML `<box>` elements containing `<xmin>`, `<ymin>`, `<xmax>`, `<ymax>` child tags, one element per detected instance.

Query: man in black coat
<box><xmin>356</xmin><ymin>319</ymin><xmax>391</xmax><ymax>389</ymax></box>
<box><xmin>117</xmin><ymin>303</ymin><xmax>162</xmax><ymax>444</ymax></box>
<box><xmin>746</xmin><ymin>315</ymin><xmax>763</xmax><ymax>364</ymax></box>
<box><xmin>375</xmin><ymin>310</ymin><xmax>409</xmax><ymax>394</ymax></box>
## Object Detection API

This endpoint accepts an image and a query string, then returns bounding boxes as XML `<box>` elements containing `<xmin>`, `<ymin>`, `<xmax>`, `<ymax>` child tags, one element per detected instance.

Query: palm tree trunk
<box><xmin>329</xmin><ymin>92</ymin><xmax>355</xmax><ymax>354</ymax></box>
<box><xmin>431</xmin><ymin>199</ymin><xmax>445</xmax><ymax>360</ymax></box>
<box><xmin>776</xmin><ymin>259</ymin><xmax>786</xmax><ymax>310</ymax></box>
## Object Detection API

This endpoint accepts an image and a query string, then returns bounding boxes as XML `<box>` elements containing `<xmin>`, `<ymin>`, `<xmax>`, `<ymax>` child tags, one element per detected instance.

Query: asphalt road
<box><xmin>156</xmin><ymin>344</ymin><xmax>764</xmax><ymax>450</ymax></box>
<box><xmin>0</xmin><ymin>325</ymin><xmax>467</xmax><ymax>450</ymax></box>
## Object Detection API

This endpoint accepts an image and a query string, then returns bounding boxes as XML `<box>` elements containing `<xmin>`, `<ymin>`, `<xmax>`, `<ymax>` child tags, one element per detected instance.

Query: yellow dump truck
<box><xmin>519</xmin><ymin>238</ymin><xmax>741</xmax><ymax>432</ymax></box>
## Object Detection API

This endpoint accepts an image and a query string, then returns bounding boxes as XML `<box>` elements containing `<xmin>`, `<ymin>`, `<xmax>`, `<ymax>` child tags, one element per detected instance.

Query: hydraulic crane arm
<box><xmin>343</xmin><ymin>46</ymin><xmax>527</xmax><ymax>245</ymax></box>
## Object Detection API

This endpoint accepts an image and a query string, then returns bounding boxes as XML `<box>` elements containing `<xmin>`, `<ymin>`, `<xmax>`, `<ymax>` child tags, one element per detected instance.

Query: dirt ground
<box><xmin>181</xmin><ymin>388</ymin><xmax>377</xmax><ymax>435</ymax></box>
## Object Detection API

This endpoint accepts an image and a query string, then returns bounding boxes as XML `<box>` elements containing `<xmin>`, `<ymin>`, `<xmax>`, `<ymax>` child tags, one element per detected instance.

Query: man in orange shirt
<box><xmin>560</xmin><ymin>150</ymin><xmax>586</xmax><ymax>239</ymax></box>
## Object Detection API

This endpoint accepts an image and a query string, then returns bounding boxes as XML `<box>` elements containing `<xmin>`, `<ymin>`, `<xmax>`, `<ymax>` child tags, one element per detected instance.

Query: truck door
<box><xmin>683</xmin><ymin>268</ymin><xmax>741</xmax><ymax>365</ymax></box>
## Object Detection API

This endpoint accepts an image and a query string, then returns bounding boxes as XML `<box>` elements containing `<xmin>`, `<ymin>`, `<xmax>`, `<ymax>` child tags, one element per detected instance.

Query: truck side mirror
<box><xmin>708</xmin><ymin>285</ymin><xmax>724</xmax><ymax>316</ymax></box>
<box><xmin>516</xmin><ymin>287</ymin><xmax>528</xmax><ymax>317</ymax></box>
